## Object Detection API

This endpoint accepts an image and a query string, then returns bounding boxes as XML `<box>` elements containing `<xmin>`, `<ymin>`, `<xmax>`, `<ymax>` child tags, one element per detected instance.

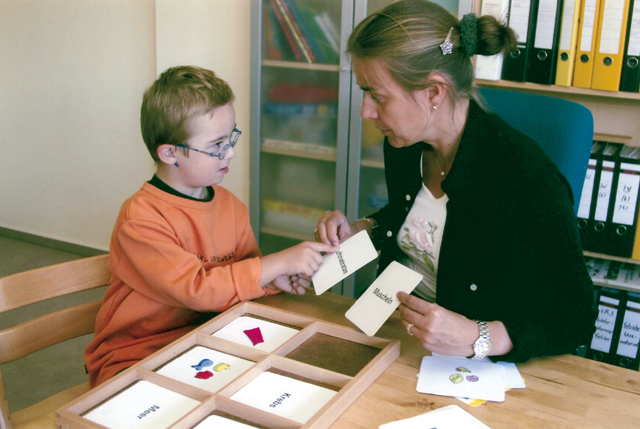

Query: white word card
<box><xmin>416</xmin><ymin>356</ymin><xmax>506</xmax><ymax>402</ymax></box>
<box><xmin>345</xmin><ymin>261</ymin><xmax>422</xmax><ymax>336</ymax></box>
<box><xmin>312</xmin><ymin>230</ymin><xmax>378</xmax><ymax>295</ymax></box>
<box><xmin>229</xmin><ymin>371</ymin><xmax>336</xmax><ymax>424</ymax></box>
<box><xmin>155</xmin><ymin>346</ymin><xmax>254</xmax><ymax>393</ymax></box>
<box><xmin>211</xmin><ymin>315</ymin><xmax>298</xmax><ymax>352</ymax></box>
<box><xmin>379</xmin><ymin>405</ymin><xmax>491</xmax><ymax>428</ymax></box>
<box><xmin>82</xmin><ymin>380</ymin><xmax>200</xmax><ymax>429</ymax></box>
<box><xmin>193</xmin><ymin>415</ymin><xmax>258</xmax><ymax>428</ymax></box>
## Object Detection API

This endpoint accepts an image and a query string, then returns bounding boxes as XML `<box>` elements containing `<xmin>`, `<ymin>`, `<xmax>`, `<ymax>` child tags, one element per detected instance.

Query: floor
<box><xmin>0</xmin><ymin>234</ymin><xmax>108</xmax><ymax>413</ymax></box>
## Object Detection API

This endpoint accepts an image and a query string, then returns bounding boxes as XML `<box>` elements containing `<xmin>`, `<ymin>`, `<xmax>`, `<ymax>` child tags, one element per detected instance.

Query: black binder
<box><xmin>613</xmin><ymin>291</ymin><xmax>640</xmax><ymax>370</ymax></box>
<box><xmin>586</xmin><ymin>286</ymin><xmax>626</xmax><ymax>364</ymax></box>
<box><xmin>502</xmin><ymin>0</ymin><xmax>538</xmax><ymax>81</ymax></box>
<box><xmin>620</xmin><ymin>0</ymin><xmax>640</xmax><ymax>92</ymax></box>
<box><xmin>578</xmin><ymin>142</ymin><xmax>604</xmax><ymax>251</ymax></box>
<box><xmin>527</xmin><ymin>0</ymin><xmax>565</xmax><ymax>84</ymax></box>
<box><xmin>590</xmin><ymin>142</ymin><xmax>623</xmax><ymax>254</ymax></box>
<box><xmin>605</xmin><ymin>146</ymin><xmax>640</xmax><ymax>257</ymax></box>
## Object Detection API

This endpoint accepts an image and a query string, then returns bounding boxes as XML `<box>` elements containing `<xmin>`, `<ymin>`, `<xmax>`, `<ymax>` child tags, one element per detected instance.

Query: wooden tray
<box><xmin>56</xmin><ymin>301</ymin><xmax>400</xmax><ymax>429</ymax></box>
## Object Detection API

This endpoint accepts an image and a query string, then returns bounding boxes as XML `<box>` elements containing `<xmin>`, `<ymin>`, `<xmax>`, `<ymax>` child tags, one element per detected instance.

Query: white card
<box><xmin>312</xmin><ymin>230</ymin><xmax>378</xmax><ymax>295</ymax></box>
<box><xmin>431</xmin><ymin>353</ymin><xmax>526</xmax><ymax>389</ymax></box>
<box><xmin>416</xmin><ymin>356</ymin><xmax>506</xmax><ymax>402</ymax></box>
<box><xmin>155</xmin><ymin>346</ymin><xmax>255</xmax><ymax>393</ymax></box>
<box><xmin>229</xmin><ymin>371</ymin><xmax>337</xmax><ymax>424</ymax></box>
<box><xmin>82</xmin><ymin>380</ymin><xmax>200</xmax><ymax>429</ymax></box>
<box><xmin>192</xmin><ymin>415</ymin><xmax>258</xmax><ymax>428</ymax></box>
<box><xmin>345</xmin><ymin>261</ymin><xmax>422</xmax><ymax>336</ymax></box>
<box><xmin>379</xmin><ymin>405</ymin><xmax>491</xmax><ymax>428</ymax></box>
<box><xmin>211</xmin><ymin>316</ymin><xmax>298</xmax><ymax>352</ymax></box>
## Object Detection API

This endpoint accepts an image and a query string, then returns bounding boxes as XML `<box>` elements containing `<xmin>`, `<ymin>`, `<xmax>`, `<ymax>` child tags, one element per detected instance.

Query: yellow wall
<box><xmin>0</xmin><ymin>0</ymin><xmax>251</xmax><ymax>251</ymax></box>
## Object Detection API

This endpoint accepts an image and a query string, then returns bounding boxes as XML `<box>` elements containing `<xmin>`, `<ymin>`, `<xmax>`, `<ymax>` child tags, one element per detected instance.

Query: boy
<box><xmin>85</xmin><ymin>66</ymin><xmax>335</xmax><ymax>387</ymax></box>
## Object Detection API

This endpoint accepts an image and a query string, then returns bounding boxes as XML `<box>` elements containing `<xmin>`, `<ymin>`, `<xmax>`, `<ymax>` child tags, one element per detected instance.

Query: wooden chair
<box><xmin>0</xmin><ymin>254</ymin><xmax>110</xmax><ymax>429</ymax></box>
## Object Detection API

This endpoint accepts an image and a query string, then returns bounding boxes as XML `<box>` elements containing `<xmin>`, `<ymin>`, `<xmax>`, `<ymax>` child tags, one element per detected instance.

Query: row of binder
<box><xmin>577</xmin><ymin>141</ymin><xmax>640</xmax><ymax>258</ymax></box>
<box><xmin>475</xmin><ymin>0</ymin><xmax>640</xmax><ymax>92</ymax></box>
<box><xmin>586</xmin><ymin>257</ymin><xmax>640</xmax><ymax>288</ymax></box>
<box><xmin>586</xmin><ymin>284</ymin><xmax>640</xmax><ymax>370</ymax></box>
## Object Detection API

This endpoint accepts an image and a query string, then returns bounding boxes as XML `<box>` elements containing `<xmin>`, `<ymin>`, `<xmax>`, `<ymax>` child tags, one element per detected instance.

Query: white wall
<box><xmin>155</xmin><ymin>0</ymin><xmax>251</xmax><ymax>204</ymax></box>
<box><xmin>0</xmin><ymin>0</ymin><xmax>252</xmax><ymax>251</ymax></box>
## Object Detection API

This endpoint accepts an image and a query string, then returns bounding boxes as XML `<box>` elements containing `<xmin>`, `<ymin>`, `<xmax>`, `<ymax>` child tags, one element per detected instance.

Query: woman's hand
<box><xmin>315</xmin><ymin>210</ymin><xmax>357</xmax><ymax>246</ymax></box>
<box><xmin>397</xmin><ymin>292</ymin><xmax>514</xmax><ymax>357</ymax></box>
<box><xmin>397</xmin><ymin>291</ymin><xmax>478</xmax><ymax>356</ymax></box>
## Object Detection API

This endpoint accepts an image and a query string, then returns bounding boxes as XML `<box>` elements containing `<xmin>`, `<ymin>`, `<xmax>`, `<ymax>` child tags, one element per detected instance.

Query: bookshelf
<box><xmin>250</xmin><ymin>0</ymin><xmax>640</xmax><ymax>297</ymax></box>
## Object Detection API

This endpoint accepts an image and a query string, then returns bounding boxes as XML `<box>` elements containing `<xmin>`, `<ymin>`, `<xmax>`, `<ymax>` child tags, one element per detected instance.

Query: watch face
<box><xmin>474</xmin><ymin>339</ymin><xmax>490</xmax><ymax>356</ymax></box>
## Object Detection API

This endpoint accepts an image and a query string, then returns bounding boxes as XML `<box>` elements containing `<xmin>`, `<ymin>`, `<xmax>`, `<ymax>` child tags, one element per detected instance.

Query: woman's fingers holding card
<box><xmin>398</xmin><ymin>292</ymin><xmax>478</xmax><ymax>357</ymax></box>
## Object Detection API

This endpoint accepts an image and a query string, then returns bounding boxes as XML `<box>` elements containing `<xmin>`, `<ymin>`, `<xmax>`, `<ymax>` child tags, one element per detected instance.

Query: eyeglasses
<box><xmin>174</xmin><ymin>127</ymin><xmax>241</xmax><ymax>160</ymax></box>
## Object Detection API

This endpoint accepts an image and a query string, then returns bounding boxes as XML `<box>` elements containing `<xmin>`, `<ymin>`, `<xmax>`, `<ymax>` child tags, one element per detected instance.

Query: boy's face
<box><xmin>172</xmin><ymin>103</ymin><xmax>237</xmax><ymax>196</ymax></box>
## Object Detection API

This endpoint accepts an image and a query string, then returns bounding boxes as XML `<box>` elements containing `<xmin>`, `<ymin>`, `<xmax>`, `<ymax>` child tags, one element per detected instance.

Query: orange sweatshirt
<box><xmin>84</xmin><ymin>182</ymin><xmax>276</xmax><ymax>387</ymax></box>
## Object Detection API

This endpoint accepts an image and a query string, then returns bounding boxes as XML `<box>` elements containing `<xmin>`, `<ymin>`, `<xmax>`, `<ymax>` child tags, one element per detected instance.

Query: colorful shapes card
<box><xmin>82</xmin><ymin>380</ymin><xmax>200</xmax><ymax>429</ymax></box>
<box><xmin>345</xmin><ymin>261</ymin><xmax>422</xmax><ymax>336</ymax></box>
<box><xmin>416</xmin><ymin>356</ymin><xmax>506</xmax><ymax>402</ymax></box>
<box><xmin>211</xmin><ymin>316</ymin><xmax>298</xmax><ymax>352</ymax></box>
<box><xmin>155</xmin><ymin>346</ymin><xmax>254</xmax><ymax>393</ymax></box>
<box><xmin>229</xmin><ymin>371</ymin><xmax>337</xmax><ymax>424</ymax></box>
<box><xmin>192</xmin><ymin>415</ymin><xmax>258</xmax><ymax>428</ymax></box>
<box><xmin>379</xmin><ymin>405</ymin><xmax>491</xmax><ymax>428</ymax></box>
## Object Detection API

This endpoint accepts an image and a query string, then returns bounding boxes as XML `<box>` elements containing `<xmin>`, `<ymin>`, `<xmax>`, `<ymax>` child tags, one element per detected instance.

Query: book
<box><xmin>268</xmin><ymin>82</ymin><xmax>339</xmax><ymax>103</ymax></box>
<box><xmin>263</xmin><ymin>102</ymin><xmax>337</xmax><ymax>116</ymax></box>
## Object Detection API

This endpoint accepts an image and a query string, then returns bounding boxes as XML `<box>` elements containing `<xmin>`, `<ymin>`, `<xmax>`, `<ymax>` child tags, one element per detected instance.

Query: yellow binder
<box><xmin>573</xmin><ymin>0</ymin><xmax>604</xmax><ymax>88</ymax></box>
<box><xmin>591</xmin><ymin>0</ymin><xmax>632</xmax><ymax>91</ymax></box>
<box><xmin>556</xmin><ymin>0</ymin><xmax>583</xmax><ymax>86</ymax></box>
<box><xmin>631</xmin><ymin>207</ymin><xmax>640</xmax><ymax>259</ymax></box>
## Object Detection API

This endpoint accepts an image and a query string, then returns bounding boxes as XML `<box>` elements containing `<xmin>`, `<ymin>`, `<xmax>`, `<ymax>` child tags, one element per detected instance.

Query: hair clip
<box><xmin>440</xmin><ymin>28</ymin><xmax>454</xmax><ymax>56</ymax></box>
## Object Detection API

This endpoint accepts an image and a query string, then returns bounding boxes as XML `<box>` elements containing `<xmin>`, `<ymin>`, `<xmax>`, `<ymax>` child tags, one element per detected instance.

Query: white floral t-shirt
<box><xmin>396</xmin><ymin>180</ymin><xmax>448</xmax><ymax>302</ymax></box>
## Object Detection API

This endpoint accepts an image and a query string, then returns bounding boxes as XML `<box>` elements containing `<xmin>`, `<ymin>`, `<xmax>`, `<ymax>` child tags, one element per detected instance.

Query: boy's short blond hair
<box><xmin>141</xmin><ymin>65</ymin><xmax>235</xmax><ymax>161</ymax></box>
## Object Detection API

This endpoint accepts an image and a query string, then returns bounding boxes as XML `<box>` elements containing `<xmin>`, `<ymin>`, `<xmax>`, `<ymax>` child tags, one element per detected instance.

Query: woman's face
<box><xmin>353</xmin><ymin>58</ymin><xmax>430</xmax><ymax>148</ymax></box>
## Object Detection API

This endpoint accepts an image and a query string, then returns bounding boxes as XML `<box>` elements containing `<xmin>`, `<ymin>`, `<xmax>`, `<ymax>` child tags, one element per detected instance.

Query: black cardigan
<box><xmin>369</xmin><ymin>99</ymin><xmax>597</xmax><ymax>363</ymax></box>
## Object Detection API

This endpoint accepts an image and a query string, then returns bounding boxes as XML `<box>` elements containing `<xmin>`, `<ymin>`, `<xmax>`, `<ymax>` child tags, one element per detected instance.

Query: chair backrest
<box><xmin>478</xmin><ymin>88</ymin><xmax>594</xmax><ymax>214</ymax></box>
<box><xmin>0</xmin><ymin>254</ymin><xmax>110</xmax><ymax>427</ymax></box>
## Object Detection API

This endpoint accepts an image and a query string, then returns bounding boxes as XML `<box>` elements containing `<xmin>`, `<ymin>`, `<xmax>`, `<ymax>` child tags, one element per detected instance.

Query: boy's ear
<box><xmin>157</xmin><ymin>144</ymin><xmax>177</xmax><ymax>165</ymax></box>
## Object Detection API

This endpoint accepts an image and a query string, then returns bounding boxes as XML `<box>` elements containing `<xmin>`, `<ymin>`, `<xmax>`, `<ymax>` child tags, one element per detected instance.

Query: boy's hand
<box><xmin>278</xmin><ymin>241</ymin><xmax>337</xmax><ymax>277</ymax></box>
<box><xmin>269</xmin><ymin>275</ymin><xmax>310</xmax><ymax>295</ymax></box>
<box><xmin>259</xmin><ymin>241</ymin><xmax>337</xmax><ymax>287</ymax></box>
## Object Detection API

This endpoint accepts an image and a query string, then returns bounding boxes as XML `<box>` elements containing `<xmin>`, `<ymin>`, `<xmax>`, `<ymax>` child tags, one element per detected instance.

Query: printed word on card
<box><xmin>82</xmin><ymin>380</ymin><xmax>200</xmax><ymax>429</ymax></box>
<box><xmin>346</xmin><ymin>261</ymin><xmax>422</xmax><ymax>336</ymax></box>
<box><xmin>312</xmin><ymin>230</ymin><xmax>378</xmax><ymax>295</ymax></box>
<box><xmin>230</xmin><ymin>371</ymin><xmax>336</xmax><ymax>424</ymax></box>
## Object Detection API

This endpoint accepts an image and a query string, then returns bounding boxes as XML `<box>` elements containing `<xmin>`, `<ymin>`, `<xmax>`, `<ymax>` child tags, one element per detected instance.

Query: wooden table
<box><xmin>255</xmin><ymin>292</ymin><xmax>640</xmax><ymax>429</ymax></box>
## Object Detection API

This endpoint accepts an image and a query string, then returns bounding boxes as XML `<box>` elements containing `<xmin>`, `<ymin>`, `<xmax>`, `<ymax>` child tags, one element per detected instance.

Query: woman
<box><xmin>315</xmin><ymin>0</ymin><xmax>597</xmax><ymax>362</ymax></box>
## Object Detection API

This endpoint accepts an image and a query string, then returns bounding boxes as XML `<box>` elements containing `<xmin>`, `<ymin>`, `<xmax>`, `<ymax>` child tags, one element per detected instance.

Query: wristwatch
<box><xmin>359</xmin><ymin>217</ymin><xmax>379</xmax><ymax>241</ymax></box>
<box><xmin>470</xmin><ymin>321</ymin><xmax>491</xmax><ymax>360</ymax></box>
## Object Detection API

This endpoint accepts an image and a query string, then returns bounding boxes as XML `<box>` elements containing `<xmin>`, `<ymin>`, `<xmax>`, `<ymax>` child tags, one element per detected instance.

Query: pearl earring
<box><xmin>432</xmin><ymin>104</ymin><xmax>438</xmax><ymax>110</ymax></box>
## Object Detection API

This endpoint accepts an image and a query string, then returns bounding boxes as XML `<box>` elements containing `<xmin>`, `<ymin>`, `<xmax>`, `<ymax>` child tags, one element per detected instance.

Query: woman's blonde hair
<box><xmin>347</xmin><ymin>0</ymin><xmax>515</xmax><ymax>102</ymax></box>
<box><xmin>140</xmin><ymin>65</ymin><xmax>235</xmax><ymax>162</ymax></box>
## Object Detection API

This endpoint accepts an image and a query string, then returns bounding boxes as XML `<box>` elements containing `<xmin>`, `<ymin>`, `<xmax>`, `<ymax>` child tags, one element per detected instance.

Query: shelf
<box><xmin>592</xmin><ymin>279</ymin><xmax>640</xmax><ymax>294</ymax></box>
<box><xmin>261</xmin><ymin>143</ymin><xmax>337</xmax><ymax>162</ymax></box>
<box><xmin>262</xmin><ymin>59</ymin><xmax>340</xmax><ymax>72</ymax></box>
<box><xmin>361</xmin><ymin>159</ymin><xmax>384</xmax><ymax>169</ymax></box>
<box><xmin>584</xmin><ymin>251</ymin><xmax>640</xmax><ymax>265</ymax></box>
<box><xmin>477</xmin><ymin>79</ymin><xmax>640</xmax><ymax>101</ymax></box>
<box><xmin>261</xmin><ymin>227</ymin><xmax>312</xmax><ymax>242</ymax></box>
